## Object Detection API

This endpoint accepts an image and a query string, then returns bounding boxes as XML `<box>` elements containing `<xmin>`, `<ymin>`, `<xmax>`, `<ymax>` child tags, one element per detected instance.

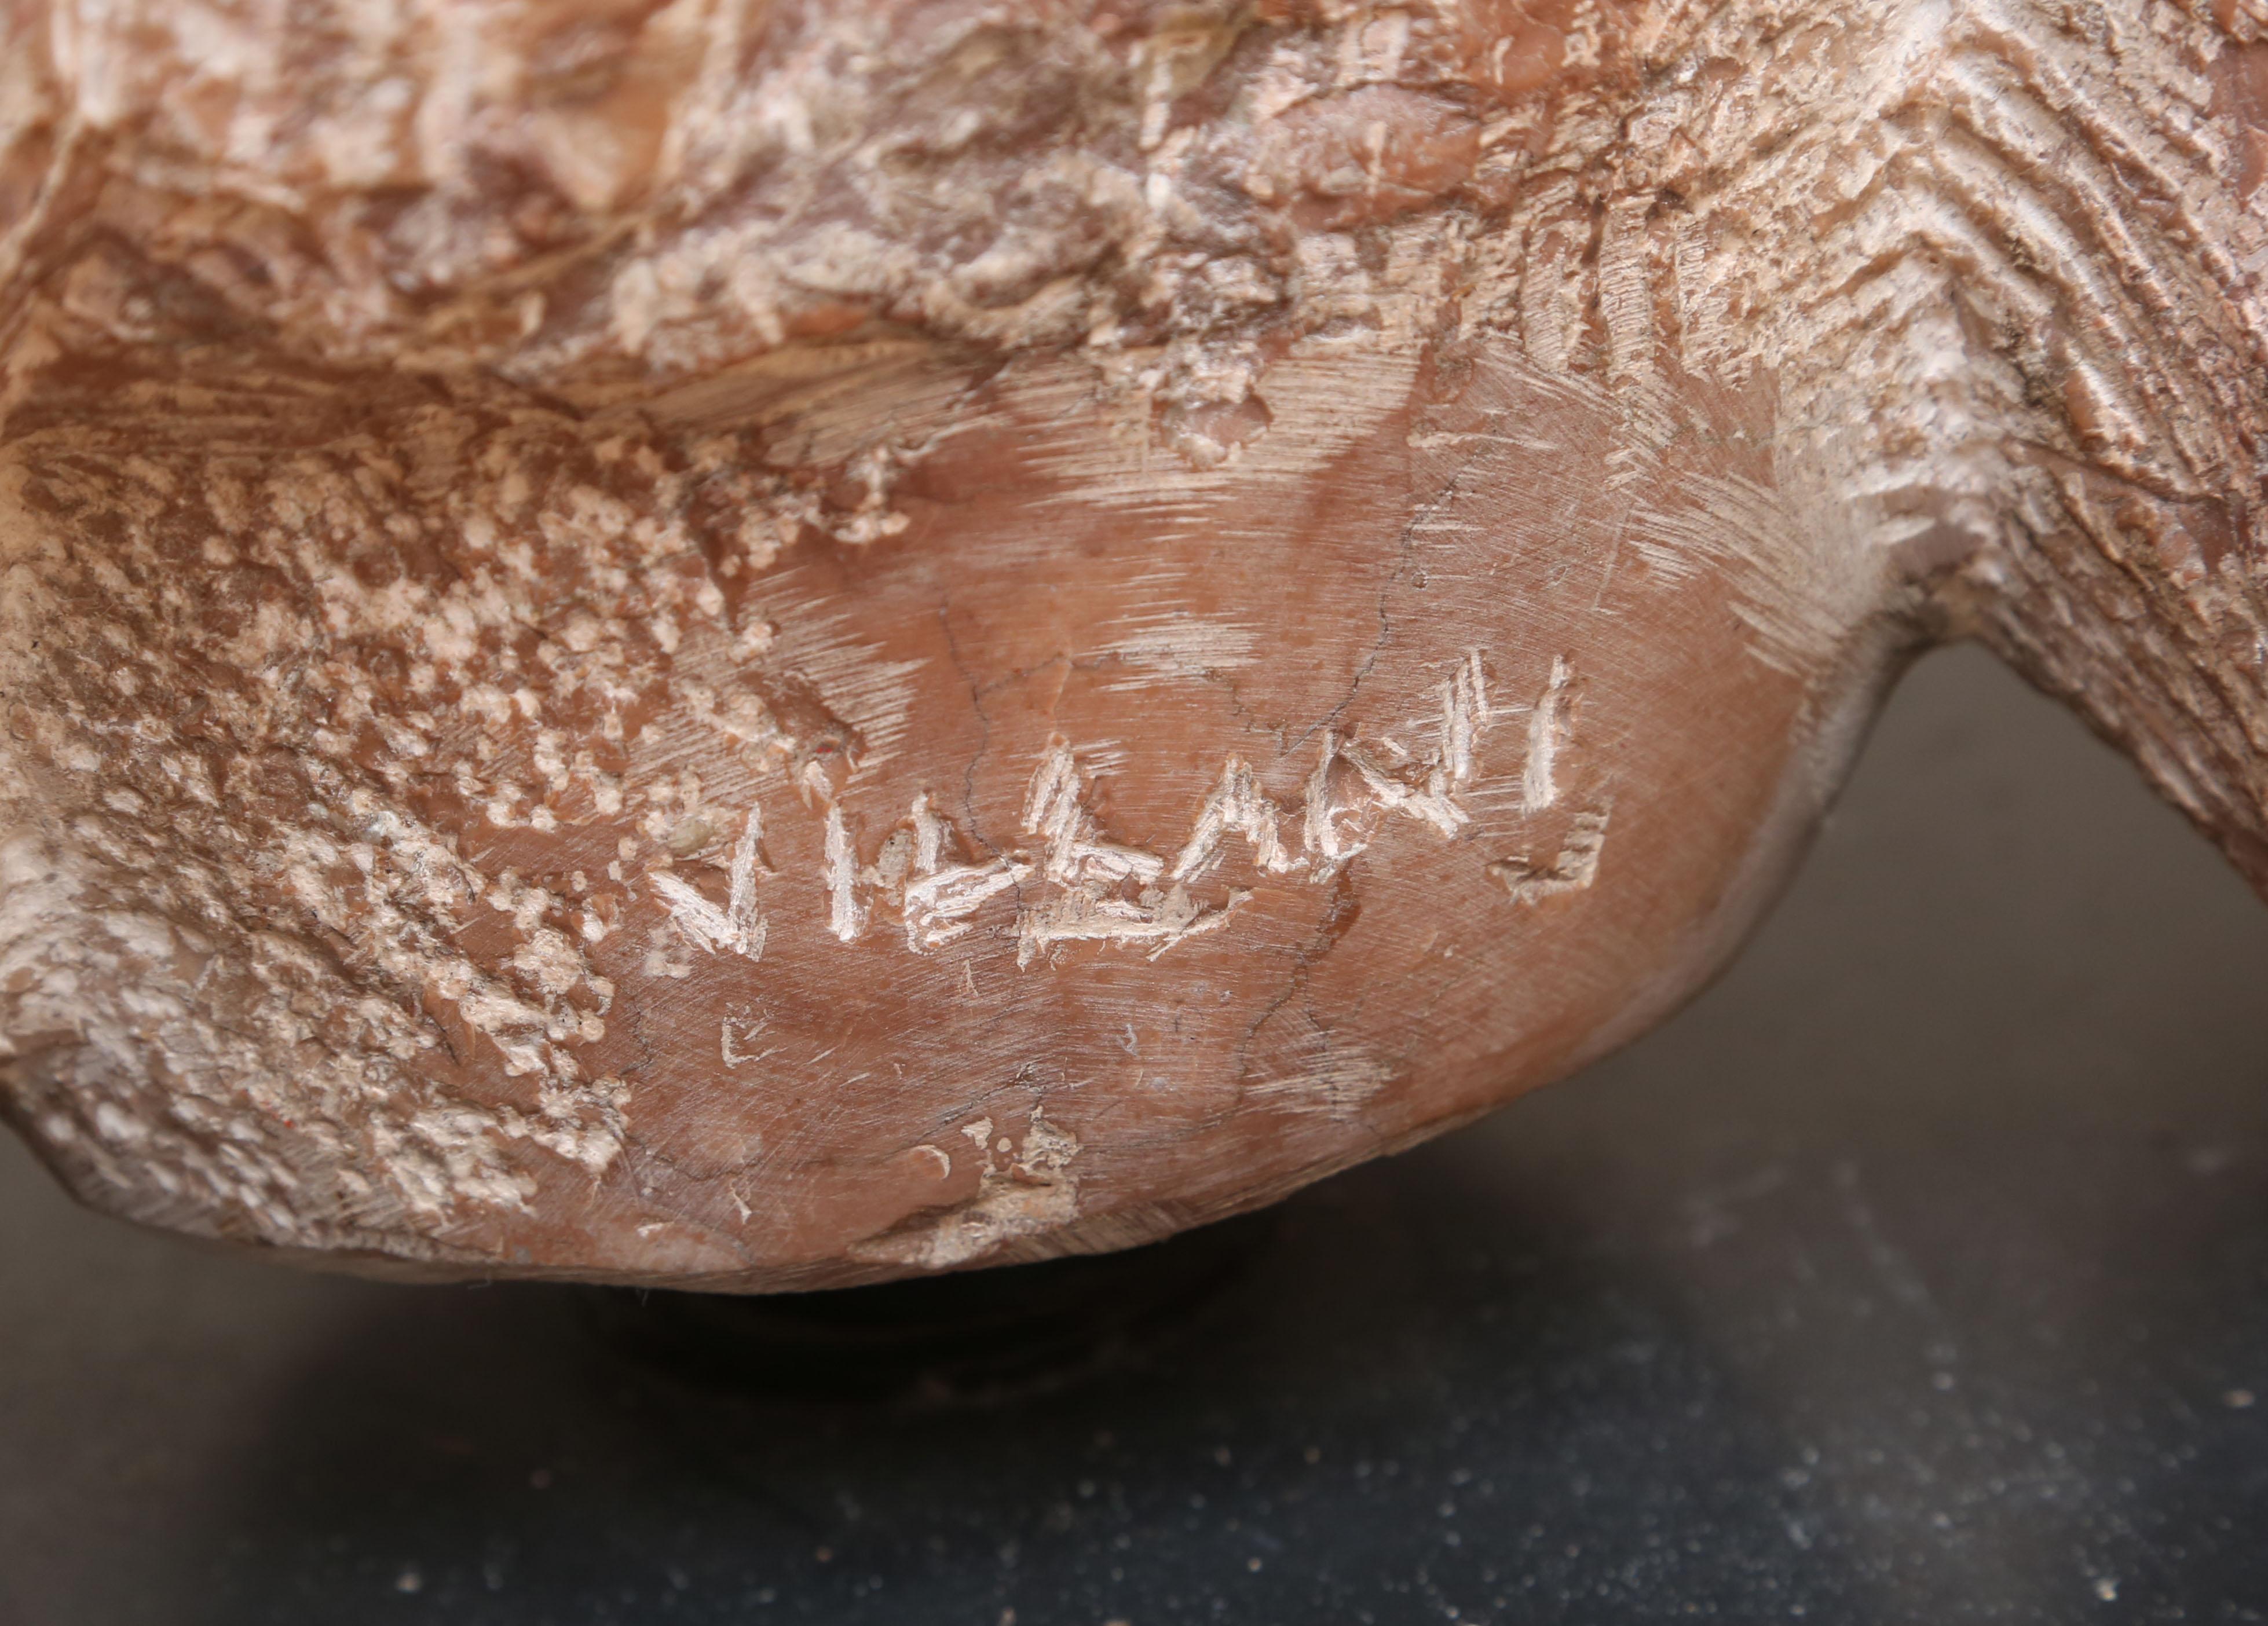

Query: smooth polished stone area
<box><xmin>4</xmin><ymin>642</ymin><xmax>2266</xmax><ymax>1624</ymax></box>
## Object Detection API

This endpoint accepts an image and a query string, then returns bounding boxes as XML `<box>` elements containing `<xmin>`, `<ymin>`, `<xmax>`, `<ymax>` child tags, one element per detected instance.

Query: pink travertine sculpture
<box><xmin>2</xmin><ymin>0</ymin><xmax>2264</xmax><ymax>1289</ymax></box>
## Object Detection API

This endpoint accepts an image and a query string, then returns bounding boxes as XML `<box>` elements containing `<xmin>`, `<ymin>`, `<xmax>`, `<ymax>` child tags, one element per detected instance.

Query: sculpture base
<box><xmin>579</xmin><ymin>1214</ymin><xmax>1272</xmax><ymax>1405</ymax></box>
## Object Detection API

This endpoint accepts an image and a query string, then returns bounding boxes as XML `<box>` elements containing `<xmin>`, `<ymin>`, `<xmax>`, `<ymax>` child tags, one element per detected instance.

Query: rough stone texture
<box><xmin>0</xmin><ymin>0</ymin><xmax>2262</xmax><ymax>1289</ymax></box>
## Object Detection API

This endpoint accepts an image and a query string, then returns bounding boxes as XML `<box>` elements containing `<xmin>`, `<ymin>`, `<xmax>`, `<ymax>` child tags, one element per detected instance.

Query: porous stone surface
<box><xmin>1</xmin><ymin>0</ymin><xmax>2263</xmax><ymax>1288</ymax></box>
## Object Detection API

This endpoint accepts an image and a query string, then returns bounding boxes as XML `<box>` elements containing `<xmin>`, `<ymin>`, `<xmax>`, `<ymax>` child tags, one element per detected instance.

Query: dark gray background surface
<box><xmin>3</xmin><ymin>643</ymin><xmax>2266</xmax><ymax>1625</ymax></box>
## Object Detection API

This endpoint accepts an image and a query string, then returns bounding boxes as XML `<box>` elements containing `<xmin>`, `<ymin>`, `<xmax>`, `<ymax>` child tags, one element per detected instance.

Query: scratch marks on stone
<box><xmin>851</xmin><ymin>1109</ymin><xmax>1082</xmax><ymax>1270</ymax></box>
<box><xmin>1304</xmin><ymin>646</ymin><xmax>1503</xmax><ymax>852</ymax></box>
<box><xmin>1015</xmin><ymin>878</ymin><xmax>1249</xmax><ymax>965</ymax></box>
<box><xmin>1338</xmin><ymin>738</ymin><xmax>1470</xmax><ymax>838</ymax></box>
<box><xmin>719</xmin><ymin>1010</ymin><xmax>771</xmax><ymax>1068</ymax></box>
<box><xmin>1631</xmin><ymin>475</ymin><xmax>1870</xmax><ymax>677</ymax></box>
<box><xmin>1301</xmin><ymin>731</ymin><xmax>1362</xmax><ymax>869</ymax></box>
<box><xmin>650</xmin><ymin>804</ymin><xmax>767</xmax><ymax>958</ymax></box>
<box><xmin>1490</xmin><ymin>805</ymin><xmax>1612</xmax><ymax>905</ymax></box>
<box><xmin>824</xmin><ymin>803</ymin><xmax>867</xmax><ymax>943</ymax></box>
<box><xmin>1012</xmin><ymin>346</ymin><xmax>1419</xmax><ymax>514</ymax></box>
<box><xmin>1171</xmin><ymin>757</ymin><xmax>1301</xmax><ymax>882</ymax></box>
<box><xmin>1247</xmin><ymin>1038</ymin><xmax>1394</xmax><ymax>1120</ymax></box>
<box><xmin>758</xmin><ymin>602</ymin><xmax>930</xmax><ymax>780</ymax></box>
<box><xmin>1095</xmin><ymin>613</ymin><xmax>1260</xmax><ymax>691</ymax></box>
<box><xmin>1024</xmin><ymin>739</ymin><xmax>1170</xmax><ymax>890</ymax></box>
<box><xmin>895</xmin><ymin>790</ymin><xmax>1032</xmax><ymax>951</ymax></box>
<box><xmin>1522</xmin><ymin>655</ymin><xmax>1572</xmax><ymax>811</ymax></box>
<box><xmin>635</xmin><ymin>649</ymin><xmax>1589</xmax><ymax>966</ymax></box>
<box><xmin>1008</xmin><ymin>646</ymin><xmax>1570</xmax><ymax>960</ymax></box>
<box><xmin>902</xmin><ymin>855</ymin><xmax>1031</xmax><ymax>952</ymax></box>
<box><xmin>1440</xmin><ymin>648</ymin><xmax>1492</xmax><ymax>786</ymax></box>
<box><xmin>815</xmin><ymin>788</ymin><xmax>1034</xmax><ymax>952</ymax></box>
<box><xmin>1017</xmin><ymin>739</ymin><xmax>1245</xmax><ymax>966</ymax></box>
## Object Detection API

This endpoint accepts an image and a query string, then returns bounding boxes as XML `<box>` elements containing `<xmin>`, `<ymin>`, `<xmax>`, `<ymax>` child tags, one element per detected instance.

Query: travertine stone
<box><xmin>1</xmin><ymin>0</ymin><xmax>2263</xmax><ymax>1288</ymax></box>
